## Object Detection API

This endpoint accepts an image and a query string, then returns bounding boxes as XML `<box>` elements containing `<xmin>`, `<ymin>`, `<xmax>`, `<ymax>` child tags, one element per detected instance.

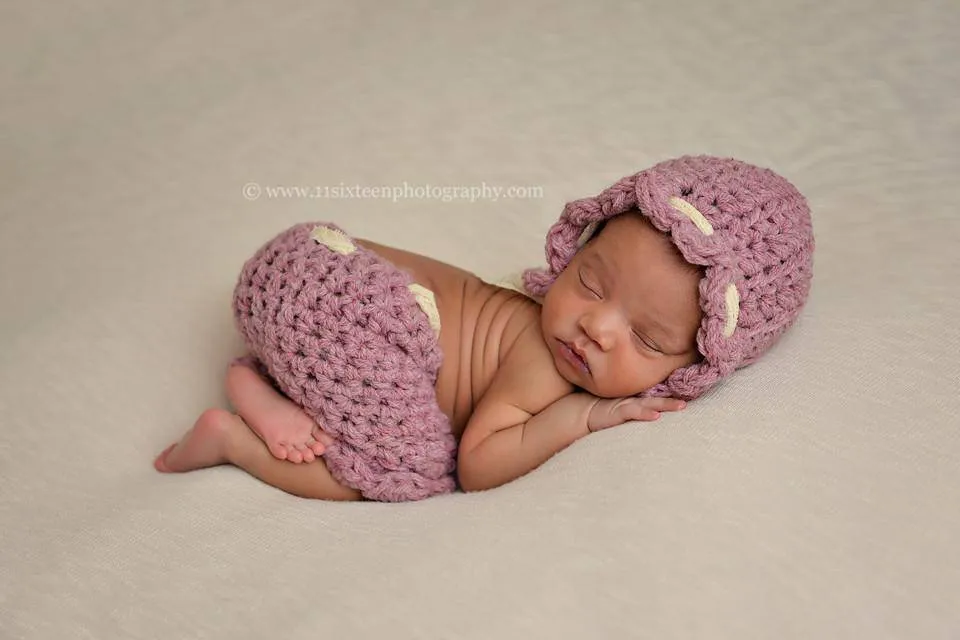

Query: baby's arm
<box><xmin>457</xmin><ymin>324</ymin><xmax>684</xmax><ymax>492</ymax></box>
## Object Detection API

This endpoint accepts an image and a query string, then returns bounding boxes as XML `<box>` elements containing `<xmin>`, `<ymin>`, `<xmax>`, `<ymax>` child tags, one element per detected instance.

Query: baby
<box><xmin>155</xmin><ymin>156</ymin><xmax>814</xmax><ymax>501</ymax></box>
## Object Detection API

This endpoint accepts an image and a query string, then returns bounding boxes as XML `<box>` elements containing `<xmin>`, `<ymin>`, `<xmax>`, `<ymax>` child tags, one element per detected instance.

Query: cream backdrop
<box><xmin>2</xmin><ymin>2</ymin><xmax>958</xmax><ymax>639</ymax></box>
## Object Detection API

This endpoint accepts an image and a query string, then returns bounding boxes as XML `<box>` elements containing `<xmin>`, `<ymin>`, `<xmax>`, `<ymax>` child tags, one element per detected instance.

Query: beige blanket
<box><xmin>2</xmin><ymin>2</ymin><xmax>957</xmax><ymax>638</ymax></box>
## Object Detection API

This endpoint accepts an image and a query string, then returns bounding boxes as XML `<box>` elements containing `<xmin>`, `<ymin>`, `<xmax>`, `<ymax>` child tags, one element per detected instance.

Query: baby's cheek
<box><xmin>539</xmin><ymin>299</ymin><xmax>562</xmax><ymax>336</ymax></box>
<box><xmin>605</xmin><ymin>354</ymin><xmax>663</xmax><ymax>397</ymax></box>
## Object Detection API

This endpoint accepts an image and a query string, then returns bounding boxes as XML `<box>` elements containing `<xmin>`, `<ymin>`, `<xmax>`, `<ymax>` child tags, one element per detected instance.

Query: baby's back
<box><xmin>356</xmin><ymin>238</ymin><xmax>539</xmax><ymax>437</ymax></box>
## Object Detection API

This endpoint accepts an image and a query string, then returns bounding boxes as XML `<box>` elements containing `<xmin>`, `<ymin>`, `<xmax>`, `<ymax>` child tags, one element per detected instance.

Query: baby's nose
<box><xmin>579</xmin><ymin>310</ymin><xmax>618</xmax><ymax>350</ymax></box>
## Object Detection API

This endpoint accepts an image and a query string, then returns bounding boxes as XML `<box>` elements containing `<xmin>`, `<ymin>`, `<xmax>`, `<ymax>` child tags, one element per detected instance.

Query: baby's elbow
<box><xmin>457</xmin><ymin>420</ymin><xmax>524</xmax><ymax>493</ymax></box>
<box><xmin>458</xmin><ymin>474</ymin><xmax>479</xmax><ymax>493</ymax></box>
<box><xmin>456</xmin><ymin>449</ymin><xmax>493</xmax><ymax>493</ymax></box>
<box><xmin>456</xmin><ymin>452</ymin><xmax>482</xmax><ymax>493</ymax></box>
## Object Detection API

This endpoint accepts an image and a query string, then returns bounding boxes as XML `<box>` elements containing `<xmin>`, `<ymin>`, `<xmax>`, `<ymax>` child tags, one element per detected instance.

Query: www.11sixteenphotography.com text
<box><xmin>242</xmin><ymin>181</ymin><xmax>544</xmax><ymax>203</ymax></box>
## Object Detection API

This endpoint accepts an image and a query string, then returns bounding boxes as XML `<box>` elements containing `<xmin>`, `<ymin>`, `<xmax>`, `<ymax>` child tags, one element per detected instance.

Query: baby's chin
<box><xmin>553</xmin><ymin>366</ymin><xmax>594</xmax><ymax>394</ymax></box>
<box><xmin>573</xmin><ymin>375</ymin><xmax>655</xmax><ymax>399</ymax></box>
<box><xmin>551</xmin><ymin>355</ymin><xmax>654</xmax><ymax>398</ymax></box>
<box><xmin>562</xmin><ymin>374</ymin><xmax>613</xmax><ymax>398</ymax></box>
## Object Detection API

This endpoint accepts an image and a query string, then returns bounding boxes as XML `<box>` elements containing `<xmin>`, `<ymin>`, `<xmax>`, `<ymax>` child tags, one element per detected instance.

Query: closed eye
<box><xmin>578</xmin><ymin>270</ymin><xmax>601</xmax><ymax>298</ymax></box>
<box><xmin>633</xmin><ymin>330</ymin><xmax>662</xmax><ymax>353</ymax></box>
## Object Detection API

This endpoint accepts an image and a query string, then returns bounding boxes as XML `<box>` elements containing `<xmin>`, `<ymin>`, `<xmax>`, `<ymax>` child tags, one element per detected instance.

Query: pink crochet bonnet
<box><xmin>522</xmin><ymin>155</ymin><xmax>815</xmax><ymax>400</ymax></box>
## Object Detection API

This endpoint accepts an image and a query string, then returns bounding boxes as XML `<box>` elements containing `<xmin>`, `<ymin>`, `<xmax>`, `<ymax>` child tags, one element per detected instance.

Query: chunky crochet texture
<box><xmin>524</xmin><ymin>155</ymin><xmax>815</xmax><ymax>400</ymax></box>
<box><xmin>232</xmin><ymin>222</ymin><xmax>457</xmax><ymax>502</ymax></box>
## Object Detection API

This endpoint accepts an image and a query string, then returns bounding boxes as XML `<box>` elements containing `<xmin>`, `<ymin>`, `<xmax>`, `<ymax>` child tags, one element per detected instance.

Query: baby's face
<box><xmin>540</xmin><ymin>213</ymin><xmax>702</xmax><ymax>398</ymax></box>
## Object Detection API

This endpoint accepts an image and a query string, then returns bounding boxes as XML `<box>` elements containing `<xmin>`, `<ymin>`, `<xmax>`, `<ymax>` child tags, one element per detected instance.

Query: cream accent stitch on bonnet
<box><xmin>522</xmin><ymin>155</ymin><xmax>815</xmax><ymax>401</ymax></box>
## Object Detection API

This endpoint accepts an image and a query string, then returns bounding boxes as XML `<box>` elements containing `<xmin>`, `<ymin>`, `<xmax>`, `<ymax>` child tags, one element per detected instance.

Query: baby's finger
<box><xmin>623</xmin><ymin>405</ymin><xmax>661</xmax><ymax>422</ymax></box>
<box><xmin>636</xmin><ymin>397</ymin><xmax>687</xmax><ymax>413</ymax></box>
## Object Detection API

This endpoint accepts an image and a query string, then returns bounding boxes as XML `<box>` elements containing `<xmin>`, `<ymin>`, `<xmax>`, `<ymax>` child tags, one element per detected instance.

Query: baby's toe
<box><xmin>301</xmin><ymin>448</ymin><xmax>316</xmax><ymax>463</ymax></box>
<box><xmin>268</xmin><ymin>443</ymin><xmax>288</xmax><ymax>461</ymax></box>
<box><xmin>286</xmin><ymin>447</ymin><xmax>304</xmax><ymax>464</ymax></box>
<box><xmin>308</xmin><ymin>440</ymin><xmax>326</xmax><ymax>456</ymax></box>
<box><xmin>312</xmin><ymin>427</ymin><xmax>334</xmax><ymax>448</ymax></box>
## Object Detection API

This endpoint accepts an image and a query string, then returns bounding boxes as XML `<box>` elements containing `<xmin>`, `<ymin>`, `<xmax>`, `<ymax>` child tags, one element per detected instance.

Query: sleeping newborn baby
<box><xmin>155</xmin><ymin>156</ymin><xmax>815</xmax><ymax>501</ymax></box>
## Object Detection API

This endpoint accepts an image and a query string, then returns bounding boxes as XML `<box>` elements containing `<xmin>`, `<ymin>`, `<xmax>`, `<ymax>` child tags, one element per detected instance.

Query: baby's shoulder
<box><xmin>489</xmin><ymin>302</ymin><xmax>575</xmax><ymax>414</ymax></box>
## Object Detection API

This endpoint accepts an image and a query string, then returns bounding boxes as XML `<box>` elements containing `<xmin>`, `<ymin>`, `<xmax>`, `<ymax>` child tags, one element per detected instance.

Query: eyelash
<box><xmin>632</xmin><ymin>331</ymin><xmax>661</xmax><ymax>353</ymax></box>
<box><xmin>578</xmin><ymin>270</ymin><xmax>601</xmax><ymax>298</ymax></box>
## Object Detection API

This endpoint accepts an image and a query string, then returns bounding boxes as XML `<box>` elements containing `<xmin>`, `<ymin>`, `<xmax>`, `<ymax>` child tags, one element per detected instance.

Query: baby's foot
<box><xmin>154</xmin><ymin>408</ymin><xmax>240</xmax><ymax>473</ymax></box>
<box><xmin>227</xmin><ymin>360</ymin><xmax>331</xmax><ymax>464</ymax></box>
<box><xmin>256</xmin><ymin>403</ymin><xmax>330</xmax><ymax>464</ymax></box>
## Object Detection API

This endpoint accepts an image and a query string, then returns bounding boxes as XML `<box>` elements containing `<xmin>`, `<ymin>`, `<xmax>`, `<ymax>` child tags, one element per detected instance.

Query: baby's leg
<box><xmin>154</xmin><ymin>408</ymin><xmax>361</xmax><ymax>501</ymax></box>
<box><xmin>225</xmin><ymin>358</ymin><xmax>328</xmax><ymax>463</ymax></box>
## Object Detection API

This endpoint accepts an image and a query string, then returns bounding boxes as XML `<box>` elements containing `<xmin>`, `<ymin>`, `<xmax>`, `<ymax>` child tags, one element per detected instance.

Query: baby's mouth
<box><xmin>558</xmin><ymin>340</ymin><xmax>591</xmax><ymax>375</ymax></box>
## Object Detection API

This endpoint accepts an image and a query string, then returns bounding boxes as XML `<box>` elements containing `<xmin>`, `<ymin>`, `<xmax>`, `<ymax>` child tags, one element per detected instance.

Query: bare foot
<box><xmin>226</xmin><ymin>361</ymin><xmax>331</xmax><ymax>464</ymax></box>
<box><xmin>255</xmin><ymin>402</ymin><xmax>330</xmax><ymax>464</ymax></box>
<box><xmin>155</xmin><ymin>408</ymin><xmax>241</xmax><ymax>473</ymax></box>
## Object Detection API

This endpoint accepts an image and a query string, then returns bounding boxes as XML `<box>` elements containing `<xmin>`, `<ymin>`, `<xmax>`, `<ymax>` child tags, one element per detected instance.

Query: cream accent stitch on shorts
<box><xmin>408</xmin><ymin>283</ymin><xmax>442</xmax><ymax>336</ymax></box>
<box><xmin>310</xmin><ymin>225</ymin><xmax>357</xmax><ymax>254</ymax></box>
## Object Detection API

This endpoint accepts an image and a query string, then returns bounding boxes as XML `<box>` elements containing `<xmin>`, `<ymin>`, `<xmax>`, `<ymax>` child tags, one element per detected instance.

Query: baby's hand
<box><xmin>586</xmin><ymin>396</ymin><xmax>686</xmax><ymax>432</ymax></box>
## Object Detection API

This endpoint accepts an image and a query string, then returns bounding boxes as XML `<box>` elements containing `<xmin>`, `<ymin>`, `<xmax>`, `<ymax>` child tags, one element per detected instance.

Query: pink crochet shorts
<box><xmin>232</xmin><ymin>222</ymin><xmax>458</xmax><ymax>502</ymax></box>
